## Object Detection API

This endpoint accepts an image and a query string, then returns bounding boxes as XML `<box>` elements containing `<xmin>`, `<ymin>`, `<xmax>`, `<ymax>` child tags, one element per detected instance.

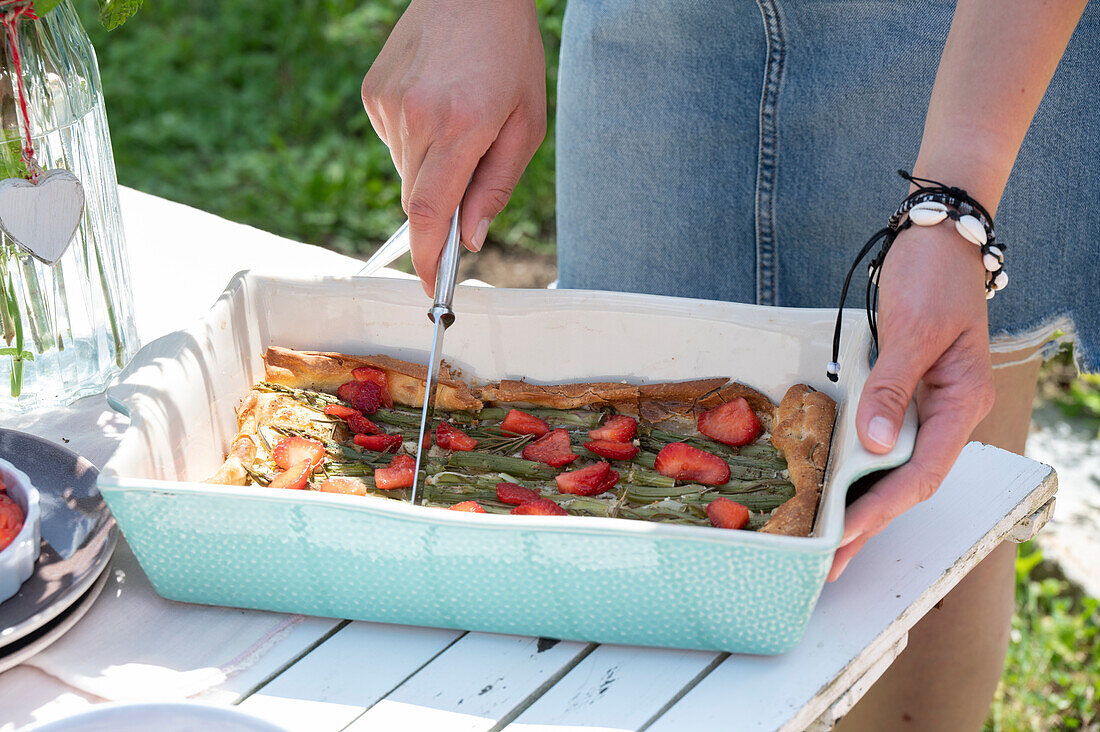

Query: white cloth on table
<box><xmin>25</xmin><ymin>540</ymin><xmax>304</xmax><ymax>702</ymax></box>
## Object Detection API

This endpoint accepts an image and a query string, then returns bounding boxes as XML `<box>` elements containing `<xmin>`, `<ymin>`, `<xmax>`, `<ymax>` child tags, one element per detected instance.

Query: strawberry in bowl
<box><xmin>0</xmin><ymin>457</ymin><xmax>41</xmax><ymax>604</ymax></box>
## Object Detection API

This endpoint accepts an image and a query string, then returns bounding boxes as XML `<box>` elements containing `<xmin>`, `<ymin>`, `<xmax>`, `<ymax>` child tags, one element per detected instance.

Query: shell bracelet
<box><xmin>827</xmin><ymin>170</ymin><xmax>1009</xmax><ymax>382</ymax></box>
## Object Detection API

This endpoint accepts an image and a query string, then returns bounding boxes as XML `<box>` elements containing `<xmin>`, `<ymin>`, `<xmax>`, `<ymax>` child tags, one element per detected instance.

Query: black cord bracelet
<box><xmin>826</xmin><ymin>170</ymin><xmax>1008</xmax><ymax>383</ymax></box>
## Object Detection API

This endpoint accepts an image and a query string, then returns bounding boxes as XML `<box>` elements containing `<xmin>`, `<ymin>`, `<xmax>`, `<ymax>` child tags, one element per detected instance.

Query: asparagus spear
<box><xmin>477</xmin><ymin>406</ymin><xmax>605</xmax><ymax>429</ymax></box>
<box><xmin>446</xmin><ymin>451</ymin><xmax>556</xmax><ymax>480</ymax></box>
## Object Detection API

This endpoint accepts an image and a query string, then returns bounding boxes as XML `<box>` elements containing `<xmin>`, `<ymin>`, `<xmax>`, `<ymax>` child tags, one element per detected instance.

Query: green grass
<box><xmin>1040</xmin><ymin>342</ymin><xmax>1100</xmax><ymax>437</ymax></box>
<box><xmin>82</xmin><ymin>0</ymin><xmax>564</xmax><ymax>258</ymax></box>
<box><xmin>986</xmin><ymin>542</ymin><xmax>1100</xmax><ymax>731</ymax></box>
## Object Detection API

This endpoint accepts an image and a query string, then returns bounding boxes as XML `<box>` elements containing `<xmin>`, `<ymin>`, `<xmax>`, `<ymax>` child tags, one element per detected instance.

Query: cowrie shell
<box><xmin>909</xmin><ymin>201</ymin><xmax>948</xmax><ymax>226</ymax></box>
<box><xmin>954</xmin><ymin>214</ymin><xmax>987</xmax><ymax>246</ymax></box>
<box><xmin>987</xmin><ymin>245</ymin><xmax>1003</xmax><ymax>260</ymax></box>
<box><xmin>867</xmin><ymin>263</ymin><xmax>880</xmax><ymax>286</ymax></box>
<box><xmin>993</xmin><ymin>271</ymin><xmax>1008</xmax><ymax>290</ymax></box>
<box><xmin>982</xmin><ymin>253</ymin><xmax>1001</xmax><ymax>272</ymax></box>
<box><xmin>0</xmin><ymin>169</ymin><xmax>85</xmax><ymax>264</ymax></box>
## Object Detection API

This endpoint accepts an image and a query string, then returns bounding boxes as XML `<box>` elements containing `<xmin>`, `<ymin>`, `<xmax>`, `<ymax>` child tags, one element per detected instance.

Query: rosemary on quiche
<box><xmin>204</xmin><ymin>347</ymin><xmax>836</xmax><ymax>536</ymax></box>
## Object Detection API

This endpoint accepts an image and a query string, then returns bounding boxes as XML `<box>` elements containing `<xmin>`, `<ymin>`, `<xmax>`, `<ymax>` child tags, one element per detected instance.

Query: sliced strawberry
<box><xmin>317</xmin><ymin>477</ymin><xmax>368</xmax><ymax>496</ymax></box>
<box><xmin>323</xmin><ymin>404</ymin><xmax>359</xmax><ymax>419</ymax></box>
<box><xmin>555</xmin><ymin>461</ymin><xmax>619</xmax><ymax>496</ymax></box>
<box><xmin>588</xmin><ymin>414</ymin><xmax>637</xmax><ymax>442</ymax></box>
<box><xmin>350</xmin><ymin>381</ymin><xmax>384</xmax><ymax>414</ymax></box>
<box><xmin>0</xmin><ymin>493</ymin><xmax>23</xmax><ymax>549</ymax></box>
<box><xmin>436</xmin><ymin>422</ymin><xmax>478</xmax><ymax>451</ymax></box>
<box><xmin>654</xmin><ymin>443</ymin><xmax>731</xmax><ymax>486</ymax></box>
<box><xmin>352</xmin><ymin>366</ymin><xmax>393</xmax><ymax>408</ymax></box>
<box><xmin>697</xmin><ymin>398</ymin><xmax>762</xmax><ymax>447</ymax></box>
<box><xmin>324</xmin><ymin>403</ymin><xmax>382</xmax><ymax>435</ymax></box>
<box><xmin>496</xmin><ymin>482</ymin><xmax>541</xmax><ymax>505</ymax></box>
<box><xmin>522</xmin><ymin>428</ymin><xmax>578</xmax><ymax>467</ymax></box>
<box><xmin>585</xmin><ymin>439</ymin><xmax>639</xmax><ymax>461</ymax></box>
<box><xmin>511</xmin><ymin>498</ymin><xmax>567</xmax><ymax>516</ymax></box>
<box><xmin>449</xmin><ymin>501</ymin><xmax>487</xmax><ymax>513</ymax></box>
<box><xmin>374</xmin><ymin>453</ymin><xmax>416</xmax><ymax>490</ymax></box>
<box><xmin>272</xmin><ymin>436</ymin><xmax>326</xmax><ymax>472</ymax></box>
<box><xmin>269</xmin><ymin>459</ymin><xmax>313</xmax><ymax>490</ymax></box>
<box><xmin>347</xmin><ymin>412</ymin><xmax>383</xmax><ymax>435</ymax></box>
<box><xmin>353</xmin><ymin>433</ymin><xmax>403</xmax><ymax>453</ymax></box>
<box><xmin>337</xmin><ymin>380</ymin><xmax>383</xmax><ymax>414</ymax></box>
<box><xmin>336</xmin><ymin>380</ymin><xmax>360</xmax><ymax>403</ymax></box>
<box><xmin>500</xmin><ymin>408</ymin><xmax>551</xmax><ymax>437</ymax></box>
<box><xmin>706</xmin><ymin>496</ymin><xmax>750</xmax><ymax>529</ymax></box>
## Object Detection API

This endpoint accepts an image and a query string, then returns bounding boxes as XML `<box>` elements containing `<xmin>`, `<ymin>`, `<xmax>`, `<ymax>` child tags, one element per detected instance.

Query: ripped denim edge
<box><xmin>990</xmin><ymin>313</ymin><xmax>1095</xmax><ymax>374</ymax></box>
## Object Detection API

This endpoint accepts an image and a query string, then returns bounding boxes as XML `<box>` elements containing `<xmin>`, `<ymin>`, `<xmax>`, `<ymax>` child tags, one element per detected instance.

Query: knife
<box><xmin>411</xmin><ymin>206</ymin><xmax>463</xmax><ymax>504</ymax></box>
<box><xmin>356</xmin><ymin>219</ymin><xmax>409</xmax><ymax>278</ymax></box>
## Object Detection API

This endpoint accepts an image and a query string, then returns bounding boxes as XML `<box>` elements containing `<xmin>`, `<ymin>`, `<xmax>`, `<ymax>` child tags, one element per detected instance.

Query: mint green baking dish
<box><xmin>99</xmin><ymin>272</ymin><xmax>915</xmax><ymax>654</ymax></box>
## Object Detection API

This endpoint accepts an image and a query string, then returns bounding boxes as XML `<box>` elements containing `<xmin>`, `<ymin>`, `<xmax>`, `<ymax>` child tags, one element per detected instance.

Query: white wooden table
<box><xmin>0</xmin><ymin>189</ymin><xmax>1057</xmax><ymax>732</ymax></box>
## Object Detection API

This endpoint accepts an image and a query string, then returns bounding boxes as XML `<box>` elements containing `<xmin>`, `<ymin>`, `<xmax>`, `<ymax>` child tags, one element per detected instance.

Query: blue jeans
<box><xmin>556</xmin><ymin>0</ymin><xmax>1100</xmax><ymax>371</ymax></box>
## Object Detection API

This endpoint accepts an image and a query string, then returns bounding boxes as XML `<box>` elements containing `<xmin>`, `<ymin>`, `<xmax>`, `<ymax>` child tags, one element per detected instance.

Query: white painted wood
<box><xmin>192</xmin><ymin>615</ymin><xmax>344</xmax><ymax>706</ymax></box>
<box><xmin>648</xmin><ymin>444</ymin><xmax>1056</xmax><ymax>732</ymax></box>
<box><xmin>236</xmin><ymin>621</ymin><xmax>463</xmax><ymax>731</ymax></box>
<box><xmin>505</xmin><ymin>644</ymin><xmax>720</xmax><ymax>732</ymax></box>
<box><xmin>807</xmin><ymin>634</ymin><xmax>908</xmax><ymax>730</ymax></box>
<box><xmin>0</xmin><ymin>169</ymin><xmax>84</xmax><ymax>264</ymax></box>
<box><xmin>344</xmin><ymin>633</ymin><xmax>590</xmax><ymax>732</ymax></box>
<box><xmin>1007</xmin><ymin>497</ymin><xmax>1056</xmax><ymax>543</ymax></box>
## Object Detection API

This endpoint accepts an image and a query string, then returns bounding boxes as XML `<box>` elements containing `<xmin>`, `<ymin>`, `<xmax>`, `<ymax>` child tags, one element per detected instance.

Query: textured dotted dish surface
<box><xmin>101</xmin><ymin>485</ymin><xmax>833</xmax><ymax>655</ymax></box>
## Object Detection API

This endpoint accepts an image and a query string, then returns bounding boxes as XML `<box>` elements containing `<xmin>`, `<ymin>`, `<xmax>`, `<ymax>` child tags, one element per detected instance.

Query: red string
<box><xmin>0</xmin><ymin>1</ymin><xmax>38</xmax><ymax>180</ymax></box>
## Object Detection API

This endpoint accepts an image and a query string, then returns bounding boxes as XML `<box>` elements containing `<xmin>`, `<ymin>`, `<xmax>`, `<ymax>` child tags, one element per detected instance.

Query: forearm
<box><xmin>914</xmin><ymin>0</ymin><xmax>1087</xmax><ymax>214</ymax></box>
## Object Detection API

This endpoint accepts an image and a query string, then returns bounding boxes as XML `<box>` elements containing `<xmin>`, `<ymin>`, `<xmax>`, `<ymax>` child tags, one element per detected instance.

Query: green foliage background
<box><xmin>77</xmin><ymin>3</ymin><xmax>1097</xmax><ymax>728</ymax></box>
<box><xmin>80</xmin><ymin>0</ymin><xmax>562</xmax><ymax>258</ymax></box>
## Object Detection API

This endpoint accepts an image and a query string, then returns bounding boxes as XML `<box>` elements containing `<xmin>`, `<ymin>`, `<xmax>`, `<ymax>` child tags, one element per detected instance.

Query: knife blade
<box><xmin>411</xmin><ymin>206</ymin><xmax>463</xmax><ymax>504</ymax></box>
<box><xmin>356</xmin><ymin>219</ymin><xmax>409</xmax><ymax>278</ymax></box>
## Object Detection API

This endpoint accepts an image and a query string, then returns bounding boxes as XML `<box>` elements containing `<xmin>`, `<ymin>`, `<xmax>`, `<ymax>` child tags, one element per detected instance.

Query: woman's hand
<box><xmin>361</xmin><ymin>0</ymin><xmax>546</xmax><ymax>295</ymax></box>
<box><xmin>828</xmin><ymin>223</ymin><xmax>995</xmax><ymax>581</ymax></box>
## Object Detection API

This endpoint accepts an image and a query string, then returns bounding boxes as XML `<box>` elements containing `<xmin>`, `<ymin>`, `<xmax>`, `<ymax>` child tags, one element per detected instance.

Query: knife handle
<box><xmin>431</xmin><ymin>205</ymin><xmax>463</xmax><ymax>326</ymax></box>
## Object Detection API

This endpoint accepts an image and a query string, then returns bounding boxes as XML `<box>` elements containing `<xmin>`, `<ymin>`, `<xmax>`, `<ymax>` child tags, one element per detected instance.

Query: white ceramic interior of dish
<box><xmin>103</xmin><ymin>271</ymin><xmax>916</xmax><ymax>548</ymax></box>
<box><xmin>0</xmin><ymin>457</ymin><xmax>42</xmax><ymax>604</ymax></box>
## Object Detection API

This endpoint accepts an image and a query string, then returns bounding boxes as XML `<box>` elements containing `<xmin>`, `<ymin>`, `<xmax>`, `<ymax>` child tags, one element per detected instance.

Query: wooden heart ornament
<box><xmin>0</xmin><ymin>169</ymin><xmax>85</xmax><ymax>264</ymax></box>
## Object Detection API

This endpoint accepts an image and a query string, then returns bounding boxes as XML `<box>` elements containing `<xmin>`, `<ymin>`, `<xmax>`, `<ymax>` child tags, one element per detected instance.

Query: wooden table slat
<box><xmin>343</xmin><ymin>633</ymin><xmax>591</xmax><ymax>732</ymax></box>
<box><xmin>504</xmin><ymin>645</ymin><xmax>721</xmax><ymax>732</ymax></box>
<box><xmin>236</xmin><ymin>621</ymin><xmax>463</xmax><ymax>731</ymax></box>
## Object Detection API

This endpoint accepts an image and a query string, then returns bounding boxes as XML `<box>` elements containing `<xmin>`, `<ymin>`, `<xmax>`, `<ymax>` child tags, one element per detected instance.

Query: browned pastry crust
<box><xmin>264</xmin><ymin>346</ymin><xmax>483</xmax><ymax>412</ymax></box>
<box><xmin>759</xmin><ymin>385</ymin><xmax>837</xmax><ymax>536</ymax></box>
<box><xmin>203</xmin><ymin>435</ymin><xmax>256</xmax><ymax>486</ymax></box>
<box><xmin>638</xmin><ymin>379</ymin><xmax>777</xmax><ymax>432</ymax></box>
<box><xmin>480</xmin><ymin>377</ymin><xmax>778</xmax><ymax>433</ymax></box>
<box><xmin>696</xmin><ymin>382</ymin><xmax>778</xmax><ymax>430</ymax></box>
<box><xmin>478</xmin><ymin>380</ymin><xmax>639</xmax><ymax>414</ymax></box>
<box><xmin>205</xmin><ymin>387</ymin><xmax>347</xmax><ymax>485</ymax></box>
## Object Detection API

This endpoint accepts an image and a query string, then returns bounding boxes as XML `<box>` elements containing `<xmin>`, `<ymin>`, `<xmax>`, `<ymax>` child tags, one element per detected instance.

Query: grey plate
<box><xmin>0</xmin><ymin>429</ymin><xmax>117</xmax><ymax>648</ymax></box>
<box><xmin>0</xmin><ymin>565</ymin><xmax>108</xmax><ymax>673</ymax></box>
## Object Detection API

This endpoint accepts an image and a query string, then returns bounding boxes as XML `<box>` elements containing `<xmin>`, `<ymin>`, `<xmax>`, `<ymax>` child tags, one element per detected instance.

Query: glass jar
<box><xmin>0</xmin><ymin>1</ymin><xmax>138</xmax><ymax>412</ymax></box>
